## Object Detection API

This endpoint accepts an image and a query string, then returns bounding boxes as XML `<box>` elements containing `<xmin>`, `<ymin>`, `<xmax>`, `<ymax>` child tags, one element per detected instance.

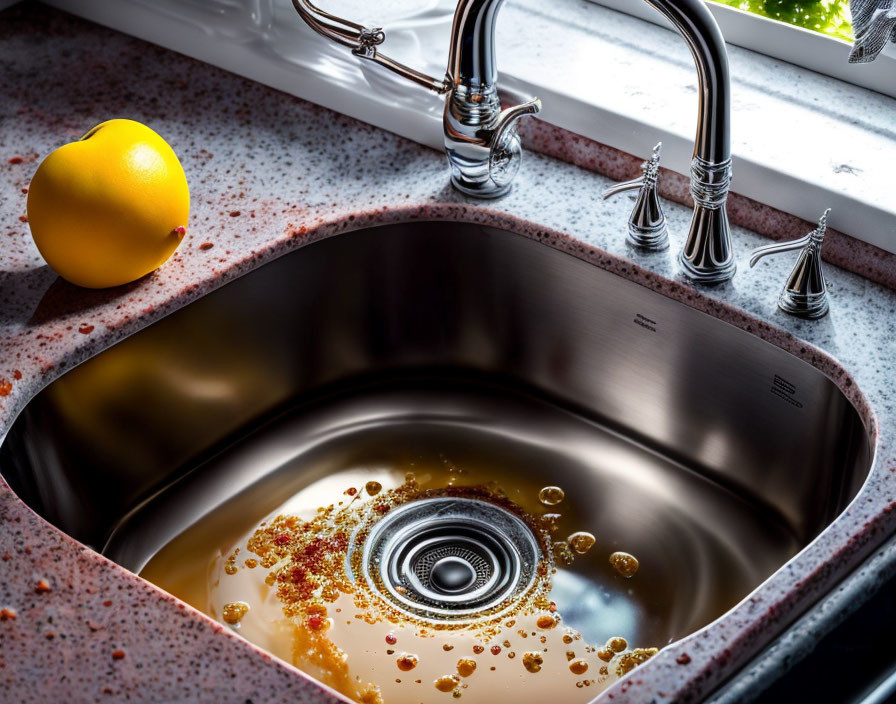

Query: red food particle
<box><xmin>35</xmin><ymin>579</ymin><xmax>50</xmax><ymax>593</ymax></box>
<box><xmin>549</xmin><ymin>601</ymin><xmax>557</xmax><ymax>612</ymax></box>
<box><xmin>385</xmin><ymin>633</ymin><xmax>397</xmax><ymax>645</ymax></box>
<box><xmin>199</xmin><ymin>242</ymin><xmax>214</xmax><ymax>251</ymax></box>
<box><xmin>306</xmin><ymin>614</ymin><xmax>324</xmax><ymax>631</ymax></box>
<box><xmin>344</xmin><ymin>487</ymin><xmax>357</xmax><ymax>496</ymax></box>
<box><xmin>490</xmin><ymin>645</ymin><xmax>501</xmax><ymax>655</ymax></box>
<box><xmin>111</xmin><ymin>650</ymin><xmax>126</xmax><ymax>660</ymax></box>
<box><xmin>0</xmin><ymin>608</ymin><xmax>16</xmax><ymax>621</ymax></box>
<box><xmin>78</xmin><ymin>325</ymin><xmax>94</xmax><ymax>335</ymax></box>
<box><xmin>374</xmin><ymin>503</ymin><xmax>390</xmax><ymax>514</ymax></box>
<box><xmin>18</xmin><ymin>215</ymin><xmax>27</xmax><ymax>223</ymax></box>
<box><xmin>676</xmin><ymin>653</ymin><xmax>691</xmax><ymax>665</ymax></box>
<box><xmin>21</xmin><ymin>188</ymin><xmax>28</xmax><ymax>194</ymax></box>
<box><xmin>1</xmin><ymin>554</ymin><xmax>10</xmax><ymax>561</ymax></box>
<box><xmin>0</xmin><ymin>380</ymin><xmax>10</xmax><ymax>397</ymax></box>
<box><xmin>103</xmin><ymin>600</ymin><xmax>113</xmax><ymax>607</ymax></box>
<box><xmin>8</xmin><ymin>157</ymin><xmax>23</xmax><ymax>164</ymax></box>
<box><xmin>229</xmin><ymin>211</ymin><xmax>241</xmax><ymax>217</ymax></box>
<box><xmin>13</xmin><ymin>370</ymin><xmax>21</xmax><ymax>380</ymax></box>
<box><xmin>173</xmin><ymin>226</ymin><xmax>186</xmax><ymax>237</ymax></box>
<box><xmin>274</xmin><ymin>533</ymin><xmax>290</xmax><ymax>546</ymax></box>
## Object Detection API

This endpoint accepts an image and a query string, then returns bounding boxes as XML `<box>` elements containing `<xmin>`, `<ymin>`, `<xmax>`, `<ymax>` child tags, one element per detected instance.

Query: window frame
<box><xmin>593</xmin><ymin>0</ymin><xmax>896</xmax><ymax>98</ymax></box>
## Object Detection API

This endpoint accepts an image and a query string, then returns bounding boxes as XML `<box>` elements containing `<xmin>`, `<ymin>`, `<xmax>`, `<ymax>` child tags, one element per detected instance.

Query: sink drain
<box><xmin>358</xmin><ymin>497</ymin><xmax>543</xmax><ymax>622</ymax></box>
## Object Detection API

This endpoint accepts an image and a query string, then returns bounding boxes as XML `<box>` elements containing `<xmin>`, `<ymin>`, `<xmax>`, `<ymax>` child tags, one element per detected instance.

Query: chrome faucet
<box><xmin>293</xmin><ymin>0</ymin><xmax>541</xmax><ymax>198</ymax></box>
<box><xmin>293</xmin><ymin>0</ymin><xmax>734</xmax><ymax>282</ymax></box>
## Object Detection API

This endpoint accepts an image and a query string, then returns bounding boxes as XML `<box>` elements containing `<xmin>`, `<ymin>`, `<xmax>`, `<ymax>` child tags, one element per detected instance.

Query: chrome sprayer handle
<box><xmin>291</xmin><ymin>0</ymin><xmax>450</xmax><ymax>94</ymax></box>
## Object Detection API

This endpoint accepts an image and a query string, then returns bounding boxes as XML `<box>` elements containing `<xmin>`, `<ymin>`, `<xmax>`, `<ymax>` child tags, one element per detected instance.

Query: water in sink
<box><xmin>139</xmin><ymin>381</ymin><xmax>795</xmax><ymax>703</ymax></box>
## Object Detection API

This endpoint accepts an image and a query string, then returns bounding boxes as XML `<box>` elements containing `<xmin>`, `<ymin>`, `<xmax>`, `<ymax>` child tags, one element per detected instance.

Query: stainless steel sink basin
<box><xmin>0</xmin><ymin>221</ymin><xmax>872</xmax><ymax>661</ymax></box>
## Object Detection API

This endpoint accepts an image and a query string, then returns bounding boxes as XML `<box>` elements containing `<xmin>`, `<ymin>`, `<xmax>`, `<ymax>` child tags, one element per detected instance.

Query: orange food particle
<box><xmin>397</xmin><ymin>653</ymin><xmax>418</xmax><ymax>671</ymax></box>
<box><xmin>607</xmin><ymin>636</ymin><xmax>627</xmax><ymax>653</ymax></box>
<box><xmin>569</xmin><ymin>660</ymin><xmax>589</xmax><ymax>675</ymax></box>
<box><xmin>35</xmin><ymin>579</ymin><xmax>50</xmax><ymax>593</ymax></box>
<box><xmin>609</xmin><ymin>552</ymin><xmax>639</xmax><ymax>578</ymax></box>
<box><xmin>536</xmin><ymin>615</ymin><xmax>557</xmax><ymax>629</ymax></box>
<box><xmin>456</xmin><ymin>658</ymin><xmax>477</xmax><ymax>677</ymax></box>
<box><xmin>434</xmin><ymin>675</ymin><xmax>459</xmax><ymax>693</ymax></box>
<box><xmin>522</xmin><ymin>652</ymin><xmax>543</xmax><ymax>673</ymax></box>
<box><xmin>0</xmin><ymin>379</ymin><xmax>10</xmax><ymax>396</ymax></box>
<box><xmin>0</xmin><ymin>607</ymin><xmax>16</xmax><ymax>621</ymax></box>
<box><xmin>222</xmin><ymin>601</ymin><xmax>250</xmax><ymax>625</ymax></box>
<box><xmin>111</xmin><ymin>649</ymin><xmax>126</xmax><ymax>660</ymax></box>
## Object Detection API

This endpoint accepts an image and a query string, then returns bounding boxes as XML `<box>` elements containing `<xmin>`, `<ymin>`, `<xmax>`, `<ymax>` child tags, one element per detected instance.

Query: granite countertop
<box><xmin>1</xmin><ymin>5</ymin><xmax>894</xmax><ymax>703</ymax></box>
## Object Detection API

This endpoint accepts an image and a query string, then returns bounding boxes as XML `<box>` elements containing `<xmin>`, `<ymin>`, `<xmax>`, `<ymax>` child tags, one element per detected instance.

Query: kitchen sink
<box><xmin>0</xmin><ymin>221</ymin><xmax>872</xmax><ymax>667</ymax></box>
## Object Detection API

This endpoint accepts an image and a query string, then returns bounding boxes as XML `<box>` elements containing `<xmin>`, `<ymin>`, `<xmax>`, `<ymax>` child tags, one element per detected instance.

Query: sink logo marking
<box><xmin>633</xmin><ymin>313</ymin><xmax>658</xmax><ymax>333</ymax></box>
<box><xmin>771</xmin><ymin>374</ymin><xmax>803</xmax><ymax>408</ymax></box>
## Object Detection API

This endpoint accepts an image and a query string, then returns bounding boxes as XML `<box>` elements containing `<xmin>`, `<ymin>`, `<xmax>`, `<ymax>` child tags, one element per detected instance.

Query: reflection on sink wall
<box><xmin>0</xmin><ymin>222</ymin><xmax>872</xmax><ymax>697</ymax></box>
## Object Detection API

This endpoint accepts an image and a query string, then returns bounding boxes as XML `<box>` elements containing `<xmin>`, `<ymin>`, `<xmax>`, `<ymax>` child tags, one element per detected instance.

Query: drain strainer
<box><xmin>359</xmin><ymin>497</ymin><xmax>543</xmax><ymax>622</ymax></box>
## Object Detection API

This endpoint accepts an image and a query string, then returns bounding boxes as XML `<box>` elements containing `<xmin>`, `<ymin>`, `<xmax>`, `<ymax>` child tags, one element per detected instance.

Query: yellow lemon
<box><xmin>27</xmin><ymin>119</ymin><xmax>190</xmax><ymax>288</ymax></box>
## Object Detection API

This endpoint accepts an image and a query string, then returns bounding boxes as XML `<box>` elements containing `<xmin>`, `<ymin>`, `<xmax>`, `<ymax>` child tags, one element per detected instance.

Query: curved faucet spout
<box><xmin>450</xmin><ymin>0</ymin><xmax>735</xmax><ymax>280</ymax></box>
<box><xmin>641</xmin><ymin>0</ymin><xmax>730</xmax><ymax>167</ymax></box>
<box><xmin>447</xmin><ymin>0</ymin><xmax>506</xmax><ymax>90</ymax></box>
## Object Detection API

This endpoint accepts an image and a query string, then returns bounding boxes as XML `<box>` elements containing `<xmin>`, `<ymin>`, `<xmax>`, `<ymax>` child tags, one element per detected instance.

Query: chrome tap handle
<box><xmin>749</xmin><ymin>209</ymin><xmax>831</xmax><ymax>319</ymax></box>
<box><xmin>487</xmin><ymin>98</ymin><xmax>542</xmax><ymax>191</ymax></box>
<box><xmin>601</xmin><ymin>142</ymin><xmax>668</xmax><ymax>251</ymax></box>
<box><xmin>291</xmin><ymin>0</ymin><xmax>450</xmax><ymax>94</ymax></box>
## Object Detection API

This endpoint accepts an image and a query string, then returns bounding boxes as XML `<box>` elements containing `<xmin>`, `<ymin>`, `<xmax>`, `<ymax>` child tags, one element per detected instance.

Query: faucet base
<box><xmin>678</xmin><ymin>204</ymin><xmax>736</xmax><ymax>284</ymax></box>
<box><xmin>679</xmin><ymin>252</ymin><xmax>736</xmax><ymax>284</ymax></box>
<box><xmin>779</xmin><ymin>290</ymin><xmax>829</xmax><ymax>319</ymax></box>
<box><xmin>628</xmin><ymin>221</ymin><xmax>669</xmax><ymax>251</ymax></box>
<box><xmin>448</xmin><ymin>164</ymin><xmax>514</xmax><ymax>199</ymax></box>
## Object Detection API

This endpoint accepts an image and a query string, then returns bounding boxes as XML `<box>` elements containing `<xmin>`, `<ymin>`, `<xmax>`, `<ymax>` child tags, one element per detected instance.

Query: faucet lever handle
<box><xmin>601</xmin><ymin>143</ymin><xmax>668</xmax><ymax>251</ymax></box>
<box><xmin>487</xmin><ymin>97</ymin><xmax>542</xmax><ymax>190</ymax></box>
<box><xmin>749</xmin><ymin>208</ymin><xmax>831</xmax><ymax>319</ymax></box>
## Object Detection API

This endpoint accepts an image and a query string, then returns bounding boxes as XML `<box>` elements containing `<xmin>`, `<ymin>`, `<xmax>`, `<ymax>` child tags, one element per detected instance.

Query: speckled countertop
<box><xmin>0</xmin><ymin>5</ymin><xmax>894</xmax><ymax>703</ymax></box>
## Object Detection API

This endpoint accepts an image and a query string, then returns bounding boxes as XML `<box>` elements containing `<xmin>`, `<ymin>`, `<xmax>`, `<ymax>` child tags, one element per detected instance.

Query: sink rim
<box><xmin>0</xmin><ymin>213</ymin><xmax>883</xmax><ymax>704</ymax></box>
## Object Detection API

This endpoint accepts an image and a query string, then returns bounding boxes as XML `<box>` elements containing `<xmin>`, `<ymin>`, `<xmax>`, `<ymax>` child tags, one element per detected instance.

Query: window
<box><xmin>593</xmin><ymin>0</ymin><xmax>895</xmax><ymax>99</ymax></box>
<box><xmin>710</xmin><ymin>0</ymin><xmax>852</xmax><ymax>41</ymax></box>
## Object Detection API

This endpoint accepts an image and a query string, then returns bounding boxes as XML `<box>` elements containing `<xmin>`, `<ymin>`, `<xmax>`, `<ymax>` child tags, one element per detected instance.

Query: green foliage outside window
<box><xmin>709</xmin><ymin>0</ymin><xmax>853</xmax><ymax>41</ymax></box>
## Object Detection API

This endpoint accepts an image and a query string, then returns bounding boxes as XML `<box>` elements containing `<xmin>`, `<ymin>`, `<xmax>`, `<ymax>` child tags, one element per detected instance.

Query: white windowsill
<box><xmin>41</xmin><ymin>0</ymin><xmax>896</xmax><ymax>254</ymax></box>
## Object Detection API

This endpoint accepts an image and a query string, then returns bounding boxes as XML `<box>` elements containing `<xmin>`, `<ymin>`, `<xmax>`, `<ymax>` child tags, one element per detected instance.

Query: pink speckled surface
<box><xmin>1</xmin><ymin>5</ymin><xmax>895</xmax><ymax>704</ymax></box>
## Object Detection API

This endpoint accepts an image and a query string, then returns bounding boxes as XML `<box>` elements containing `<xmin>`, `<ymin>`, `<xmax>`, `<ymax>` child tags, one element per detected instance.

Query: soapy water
<box><xmin>204</xmin><ymin>471</ymin><xmax>655</xmax><ymax>703</ymax></box>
